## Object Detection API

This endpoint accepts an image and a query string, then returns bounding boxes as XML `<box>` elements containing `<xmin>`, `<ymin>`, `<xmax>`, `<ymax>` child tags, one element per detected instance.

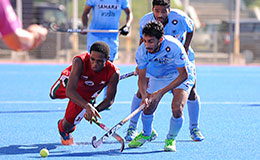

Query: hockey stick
<box><xmin>119</xmin><ymin>71</ymin><xmax>136</xmax><ymax>80</ymax></box>
<box><xmin>90</xmin><ymin>71</ymin><xmax>136</xmax><ymax>105</ymax></box>
<box><xmin>90</xmin><ymin>71</ymin><xmax>135</xmax><ymax>151</ymax></box>
<box><xmin>92</xmin><ymin>100</ymin><xmax>150</xmax><ymax>149</ymax></box>
<box><xmin>92</xmin><ymin>118</ymin><xmax>124</xmax><ymax>152</ymax></box>
<box><xmin>49</xmin><ymin>23</ymin><xmax>118</xmax><ymax>33</ymax></box>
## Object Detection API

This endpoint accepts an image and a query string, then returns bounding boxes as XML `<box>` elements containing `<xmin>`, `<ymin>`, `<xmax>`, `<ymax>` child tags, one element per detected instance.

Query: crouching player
<box><xmin>50</xmin><ymin>42</ymin><xmax>120</xmax><ymax>145</ymax></box>
<box><xmin>128</xmin><ymin>21</ymin><xmax>195</xmax><ymax>152</ymax></box>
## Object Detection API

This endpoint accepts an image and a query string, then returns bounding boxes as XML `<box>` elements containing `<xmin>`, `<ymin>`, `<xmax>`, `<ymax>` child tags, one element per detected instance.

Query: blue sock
<box><xmin>128</xmin><ymin>94</ymin><xmax>142</xmax><ymax>129</ymax></box>
<box><xmin>142</xmin><ymin>113</ymin><xmax>154</xmax><ymax>136</ymax></box>
<box><xmin>187</xmin><ymin>97</ymin><xmax>200</xmax><ymax>130</ymax></box>
<box><xmin>167</xmin><ymin>116</ymin><xmax>184</xmax><ymax>140</ymax></box>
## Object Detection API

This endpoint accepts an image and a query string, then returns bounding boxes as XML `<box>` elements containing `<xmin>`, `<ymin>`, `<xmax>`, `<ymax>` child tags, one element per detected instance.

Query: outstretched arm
<box><xmin>2</xmin><ymin>24</ymin><xmax>47</xmax><ymax>51</ymax></box>
<box><xmin>0</xmin><ymin>1</ymin><xmax>47</xmax><ymax>51</ymax></box>
<box><xmin>95</xmin><ymin>71</ymin><xmax>120</xmax><ymax>112</ymax></box>
<box><xmin>66</xmin><ymin>57</ymin><xmax>101</xmax><ymax>123</ymax></box>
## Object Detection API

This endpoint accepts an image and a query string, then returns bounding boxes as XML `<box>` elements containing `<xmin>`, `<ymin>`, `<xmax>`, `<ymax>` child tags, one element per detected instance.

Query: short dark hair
<box><xmin>152</xmin><ymin>0</ymin><xmax>170</xmax><ymax>8</ymax></box>
<box><xmin>142</xmin><ymin>21</ymin><xmax>164</xmax><ymax>39</ymax></box>
<box><xmin>90</xmin><ymin>41</ymin><xmax>110</xmax><ymax>59</ymax></box>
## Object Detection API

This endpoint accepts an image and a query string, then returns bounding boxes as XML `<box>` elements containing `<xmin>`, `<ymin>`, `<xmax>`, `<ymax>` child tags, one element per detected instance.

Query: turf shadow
<box><xmin>0</xmin><ymin>143</ymin><xmax>62</xmax><ymax>155</ymax></box>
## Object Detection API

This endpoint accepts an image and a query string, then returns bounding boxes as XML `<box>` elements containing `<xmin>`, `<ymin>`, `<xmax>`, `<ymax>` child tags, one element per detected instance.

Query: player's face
<box><xmin>152</xmin><ymin>5</ymin><xmax>170</xmax><ymax>24</ymax></box>
<box><xmin>143</xmin><ymin>34</ymin><xmax>161</xmax><ymax>53</ymax></box>
<box><xmin>90</xmin><ymin>51</ymin><xmax>107</xmax><ymax>72</ymax></box>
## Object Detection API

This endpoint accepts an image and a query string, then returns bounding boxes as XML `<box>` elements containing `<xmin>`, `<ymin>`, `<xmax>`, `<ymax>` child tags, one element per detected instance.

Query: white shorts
<box><xmin>147</xmin><ymin>75</ymin><xmax>194</xmax><ymax>95</ymax></box>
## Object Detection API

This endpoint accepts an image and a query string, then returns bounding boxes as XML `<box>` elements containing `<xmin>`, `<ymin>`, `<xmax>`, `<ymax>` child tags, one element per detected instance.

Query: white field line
<box><xmin>0</xmin><ymin>101</ymin><xmax>259</xmax><ymax>105</ymax></box>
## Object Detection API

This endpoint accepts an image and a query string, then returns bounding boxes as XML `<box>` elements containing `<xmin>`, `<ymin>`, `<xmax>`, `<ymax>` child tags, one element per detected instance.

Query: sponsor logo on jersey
<box><xmin>154</xmin><ymin>55</ymin><xmax>171</xmax><ymax>64</ymax></box>
<box><xmin>101</xmin><ymin>10</ymin><xmax>116</xmax><ymax>17</ymax></box>
<box><xmin>81</xmin><ymin>75</ymin><xmax>88</xmax><ymax>80</ymax></box>
<box><xmin>98</xmin><ymin>4</ymin><xmax>120</xmax><ymax>10</ymax></box>
<box><xmin>172</xmin><ymin>19</ymin><xmax>178</xmax><ymax>25</ymax></box>
<box><xmin>100</xmin><ymin>81</ymin><xmax>106</xmax><ymax>85</ymax></box>
<box><xmin>84</xmin><ymin>80</ymin><xmax>94</xmax><ymax>86</ymax></box>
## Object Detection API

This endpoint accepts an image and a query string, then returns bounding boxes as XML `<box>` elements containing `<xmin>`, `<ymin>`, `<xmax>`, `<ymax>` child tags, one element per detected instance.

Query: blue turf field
<box><xmin>0</xmin><ymin>63</ymin><xmax>259</xmax><ymax>159</ymax></box>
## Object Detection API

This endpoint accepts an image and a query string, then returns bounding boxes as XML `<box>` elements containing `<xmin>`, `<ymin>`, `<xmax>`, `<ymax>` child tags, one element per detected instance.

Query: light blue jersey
<box><xmin>139</xmin><ymin>9</ymin><xmax>195</xmax><ymax>62</ymax></box>
<box><xmin>136</xmin><ymin>35</ymin><xmax>194</xmax><ymax>80</ymax></box>
<box><xmin>87</xmin><ymin>0</ymin><xmax>129</xmax><ymax>37</ymax></box>
<box><xmin>136</xmin><ymin>36</ymin><xmax>195</xmax><ymax>93</ymax></box>
<box><xmin>86</xmin><ymin>0</ymin><xmax>130</xmax><ymax>61</ymax></box>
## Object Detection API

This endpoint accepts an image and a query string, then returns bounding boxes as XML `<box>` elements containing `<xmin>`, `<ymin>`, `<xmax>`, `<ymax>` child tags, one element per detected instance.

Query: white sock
<box><xmin>187</xmin><ymin>97</ymin><xmax>200</xmax><ymax>130</ymax></box>
<box><xmin>142</xmin><ymin>113</ymin><xmax>154</xmax><ymax>136</ymax></box>
<box><xmin>128</xmin><ymin>94</ymin><xmax>142</xmax><ymax>129</ymax></box>
<box><xmin>167</xmin><ymin>116</ymin><xmax>184</xmax><ymax>140</ymax></box>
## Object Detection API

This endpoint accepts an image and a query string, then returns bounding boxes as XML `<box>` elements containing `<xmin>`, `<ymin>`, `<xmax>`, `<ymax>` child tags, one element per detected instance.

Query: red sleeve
<box><xmin>105</xmin><ymin>61</ymin><xmax>119</xmax><ymax>80</ymax></box>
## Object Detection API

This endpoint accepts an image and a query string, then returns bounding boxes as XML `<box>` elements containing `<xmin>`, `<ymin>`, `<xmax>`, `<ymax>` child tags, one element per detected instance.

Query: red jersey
<box><xmin>62</xmin><ymin>53</ymin><xmax>119</xmax><ymax>102</ymax></box>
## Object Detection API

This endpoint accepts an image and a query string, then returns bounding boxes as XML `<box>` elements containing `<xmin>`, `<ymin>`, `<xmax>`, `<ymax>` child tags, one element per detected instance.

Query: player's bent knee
<box><xmin>172</xmin><ymin>109</ymin><xmax>182</xmax><ymax>118</ymax></box>
<box><xmin>143</xmin><ymin>105</ymin><xmax>156</xmax><ymax>115</ymax></box>
<box><xmin>171</xmin><ymin>103</ymin><xmax>184</xmax><ymax>118</ymax></box>
<box><xmin>49</xmin><ymin>93</ymin><xmax>55</xmax><ymax>99</ymax></box>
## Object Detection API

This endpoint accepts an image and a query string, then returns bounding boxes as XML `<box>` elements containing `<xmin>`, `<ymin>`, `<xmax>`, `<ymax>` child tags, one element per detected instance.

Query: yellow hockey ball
<box><xmin>40</xmin><ymin>148</ymin><xmax>49</xmax><ymax>158</ymax></box>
